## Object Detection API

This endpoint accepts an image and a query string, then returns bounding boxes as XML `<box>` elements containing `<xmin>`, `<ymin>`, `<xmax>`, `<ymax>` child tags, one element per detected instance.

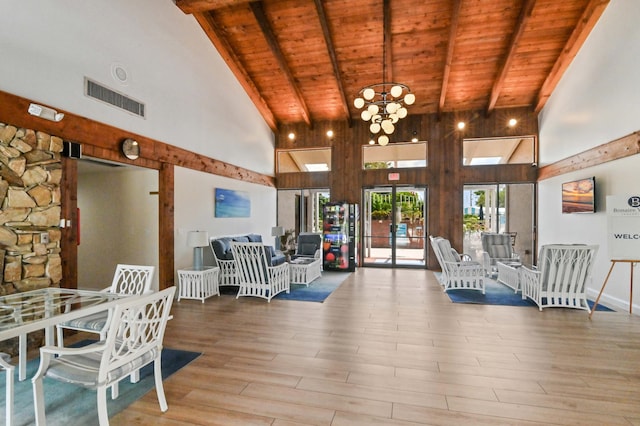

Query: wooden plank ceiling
<box><xmin>175</xmin><ymin>0</ymin><xmax>609</xmax><ymax>132</ymax></box>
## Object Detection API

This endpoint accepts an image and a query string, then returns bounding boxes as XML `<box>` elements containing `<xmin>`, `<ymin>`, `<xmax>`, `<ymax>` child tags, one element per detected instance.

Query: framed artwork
<box><xmin>561</xmin><ymin>177</ymin><xmax>596</xmax><ymax>214</ymax></box>
<box><xmin>214</xmin><ymin>188</ymin><xmax>250</xmax><ymax>218</ymax></box>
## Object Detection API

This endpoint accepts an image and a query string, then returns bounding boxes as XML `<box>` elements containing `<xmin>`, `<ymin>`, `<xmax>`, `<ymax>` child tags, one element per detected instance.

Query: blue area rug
<box><xmin>275</xmin><ymin>271</ymin><xmax>350</xmax><ymax>302</ymax></box>
<box><xmin>0</xmin><ymin>343</ymin><xmax>201</xmax><ymax>426</ymax></box>
<box><xmin>439</xmin><ymin>274</ymin><xmax>614</xmax><ymax>311</ymax></box>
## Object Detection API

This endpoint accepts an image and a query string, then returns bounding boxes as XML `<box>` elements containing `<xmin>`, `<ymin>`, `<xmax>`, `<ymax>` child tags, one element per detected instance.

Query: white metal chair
<box><xmin>521</xmin><ymin>244</ymin><xmax>598</xmax><ymax>311</ymax></box>
<box><xmin>231</xmin><ymin>241</ymin><xmax>290</xmax><ymax>302</ymax></box>
<box><xmin>430</xmin><ymin>236</ymin><xmax>485</xmax><ymax>293</ymax></box>
<box><xmin>32</xmin><ymin>286</ymin><xmax>176</xmax><ymax>426</ymax></box>
<box><xmin>56</xmin><ymin>264</ymin><xmax>154</xmax><ymax>346</ymax></box>
<box><xmin>0</xmin><ymin>352</ymin><xmax>14</xmax><ymax>426</ymax></box>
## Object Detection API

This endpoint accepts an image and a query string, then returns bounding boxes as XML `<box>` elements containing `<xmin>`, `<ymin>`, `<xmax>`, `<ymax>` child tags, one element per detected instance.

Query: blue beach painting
<box><xmin>215</xmin><ymin>188</ymin><xmax>251</xmax><ymax>217</ymax></box>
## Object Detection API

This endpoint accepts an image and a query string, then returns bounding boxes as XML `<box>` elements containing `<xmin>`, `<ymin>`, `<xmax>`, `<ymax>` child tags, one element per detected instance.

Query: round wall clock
<box><xmin>121</xmin><ymin>138</ymin><xmax>139</xmax><ymax>160</ymax></box>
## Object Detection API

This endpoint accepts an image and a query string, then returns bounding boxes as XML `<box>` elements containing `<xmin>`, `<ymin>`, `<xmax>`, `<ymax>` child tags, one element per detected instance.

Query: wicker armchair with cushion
<box><xmin>210</xmin><ymin>234</ymin><xmax>285</xmax><ymax>287</ymax></box>
<box><xmin>480</xmin><ymin>232</ymin><xmax>520</xmax><ymax>276</ymax></box>
<box><xmin>292</xmin><ymin>232</ymin><xmax>322</xmax><ymax>260</ymax></box>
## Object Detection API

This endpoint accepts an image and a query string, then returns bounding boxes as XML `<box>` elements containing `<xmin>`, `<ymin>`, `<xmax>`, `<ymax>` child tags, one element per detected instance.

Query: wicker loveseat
<box><xmin>210</xmin><ymin>234</ymin><xmax>286</xmax><ymax>286</ymax></box>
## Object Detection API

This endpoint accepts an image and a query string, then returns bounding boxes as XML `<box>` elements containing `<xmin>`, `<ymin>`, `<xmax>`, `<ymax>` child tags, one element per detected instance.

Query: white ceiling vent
<box><xmin>84</xmin><ymin>78</ymin><xmax>146</xmax><ymax>118</ymax></box>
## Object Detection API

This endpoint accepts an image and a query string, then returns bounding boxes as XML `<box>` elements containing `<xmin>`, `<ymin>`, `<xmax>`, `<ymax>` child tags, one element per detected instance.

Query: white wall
<box><xmin>538</xmin><ymin>0</ymin><xmax>640</xmax><ymax>312</ymax></box>
<box><xmin>78</xmin><ymin>166</ymin><xmax>159</xmax><ymax>290</ymax></box>
<box><xmin>0</xmin><ymin>0</ymin><xmax>274</xmax><ymax>175</ymax></box>
<box><xmin>174</xmin><ymin>167</ymin><xmax>277</xmax><ymax>274</ymax></box>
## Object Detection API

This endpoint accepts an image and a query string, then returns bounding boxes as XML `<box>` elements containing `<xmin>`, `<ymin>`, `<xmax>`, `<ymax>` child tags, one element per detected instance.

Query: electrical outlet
<box><xmin>41</xmin><ymin>233</ymin><xmax>49</xmax><ymax>244</ymax></box>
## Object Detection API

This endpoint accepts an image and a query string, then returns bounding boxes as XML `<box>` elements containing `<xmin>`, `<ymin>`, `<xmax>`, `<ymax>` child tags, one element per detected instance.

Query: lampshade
<box><xmin>271</xmin><ymin>226</ymin><xmax>285</xmax><ymax>237</ymax></box>
<box><xmin>187</xmin><ymin>231</ymin><xmax>209</xmax><ymax>247</ymax></box>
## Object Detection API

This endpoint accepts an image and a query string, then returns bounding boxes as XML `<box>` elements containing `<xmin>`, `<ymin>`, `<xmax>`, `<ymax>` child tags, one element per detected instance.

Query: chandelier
<box><xmin>353</xmin><ymin>1</ymin><xmax>415</xmax><ymax>146</ymax></box>
<box><xmin>354</xmin><ymin>84</ymin><xmax>415</xmax><ymax>146</ymax></box>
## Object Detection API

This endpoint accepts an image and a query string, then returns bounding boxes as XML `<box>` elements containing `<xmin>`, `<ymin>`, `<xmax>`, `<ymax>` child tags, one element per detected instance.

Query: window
<box><xmin>277</xmin><ymin>148</ymin><xmax>331</xmax><ymax>173</ymax></box>
<box><xmin>363</xmin><ymin>141</ymin><xmax>427</xmax><ymax>169</ymax></box>
<box><xmin>463</xmin><ymin>136</ymin><xmax>535</xmax><ymax>166</ymax></box>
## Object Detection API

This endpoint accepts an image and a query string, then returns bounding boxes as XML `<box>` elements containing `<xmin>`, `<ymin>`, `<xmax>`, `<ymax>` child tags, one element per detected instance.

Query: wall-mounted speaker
<box><xmin>62</xmin><ymin>141</ymin><xmax>82</xmax><ymax>159</ymax></box>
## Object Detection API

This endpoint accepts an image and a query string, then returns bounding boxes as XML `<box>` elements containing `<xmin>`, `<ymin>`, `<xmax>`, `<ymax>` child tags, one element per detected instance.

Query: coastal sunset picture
<box><xmin>562</xmin><ymin>177</ymin><xmax>596</xmax><ymax>213</ymax></box>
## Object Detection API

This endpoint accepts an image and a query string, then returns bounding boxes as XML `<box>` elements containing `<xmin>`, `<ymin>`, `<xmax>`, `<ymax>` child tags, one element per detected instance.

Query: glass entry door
<box><xmin>362</xmin><ymin>186</ymin><xmax>427</xmax><ymax>267</ymax></box>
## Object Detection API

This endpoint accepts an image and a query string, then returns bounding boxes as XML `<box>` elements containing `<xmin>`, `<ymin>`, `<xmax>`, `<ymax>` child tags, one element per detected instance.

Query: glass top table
<box><xmin>0</xmin><ymin>287</ymin><xmax>128</xmax><ymax>380</ymax></box>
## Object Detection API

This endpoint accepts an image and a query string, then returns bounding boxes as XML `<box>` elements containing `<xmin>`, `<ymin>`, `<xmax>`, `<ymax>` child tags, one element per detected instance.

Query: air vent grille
<box><xmin>85</xmin><ymin>78</ymin><xmax>145</xmax><ymax>118</ymax></box>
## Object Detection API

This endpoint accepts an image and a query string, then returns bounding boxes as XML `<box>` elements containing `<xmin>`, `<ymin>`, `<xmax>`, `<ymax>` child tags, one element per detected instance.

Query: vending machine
<box><xmin>322</xmin><ymin>202</ymin><xmax>358</xmax><ymax>271</ymax></box>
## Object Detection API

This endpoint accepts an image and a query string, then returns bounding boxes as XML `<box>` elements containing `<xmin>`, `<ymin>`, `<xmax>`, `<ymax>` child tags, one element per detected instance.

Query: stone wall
<box><xmin>0</xmin><ymin>121</ymin><xmax>63</xmax><ymax>354</ymax></box>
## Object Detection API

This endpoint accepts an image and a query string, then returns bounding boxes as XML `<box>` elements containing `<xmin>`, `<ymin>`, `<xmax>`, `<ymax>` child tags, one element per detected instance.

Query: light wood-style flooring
<box><xmin>110</xmin><ymin>268</ymin><xmax>640</xmax><ymax>425</ymax></box>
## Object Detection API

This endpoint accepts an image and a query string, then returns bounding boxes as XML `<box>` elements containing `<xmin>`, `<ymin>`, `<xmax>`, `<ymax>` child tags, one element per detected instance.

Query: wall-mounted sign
<box><xmin>607</xmin><ymin>195</ymin><xmax>640</xmax><ymax>260</ymax></box>
<box><xmin>388</xmin><ymin>172</ymin><xmax>400</xmax><ymax>181</ymax></box>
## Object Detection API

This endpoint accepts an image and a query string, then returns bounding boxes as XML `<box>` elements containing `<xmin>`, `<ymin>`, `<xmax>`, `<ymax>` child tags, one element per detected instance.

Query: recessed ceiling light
<box><xmin>326</xmin><ymin>130</ymin><xmax>334</xmax><ymax>138</ymax></box>
<box><xmin>508</xmin><ymin>118</ymin><xmax>518</xmax><ymax>127</ymax></box>
<box><xmin>288</xmin><ymin>132</ymin><xmax>295</xmax><ymax>140</ymax></box>
<box><xmin>457</xmin><ymin>121</ymin><xmax>466</xmax><ymax>130</ymax></box>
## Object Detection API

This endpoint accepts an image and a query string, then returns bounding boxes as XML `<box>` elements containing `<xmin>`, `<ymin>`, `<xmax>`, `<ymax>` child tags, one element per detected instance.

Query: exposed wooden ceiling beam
<box><xmin>313</xmin><ymin>0</ymin><xmax>352</xmax><ymax>127</ymax></box>
<box><xmin>249</xmin><ymin>1</ymin><xmax>312</xmax><ymax>127</ymax></box>
<box><xmin>438</xmin><ymin>0</ymin><xmax>462</xmax><ymax>117</ymax></box>
<box><xmin>193</xmin><ymin>11</ymin><xmax>277</xmax><ymax>131</ymax></box>
<box><xmin>535</xmin><ymin>0</ymin><xmax>610</xmax><ymax>112</ymax></box>
<box><xmin>486</xmin><ymin>0</ymin><xmax>537</xmax><ymax>115</ymax></box>
<box><xmin>175</xmin><ymin>0</ymin><xmax>251</xmax><ymax>15</ymax></box>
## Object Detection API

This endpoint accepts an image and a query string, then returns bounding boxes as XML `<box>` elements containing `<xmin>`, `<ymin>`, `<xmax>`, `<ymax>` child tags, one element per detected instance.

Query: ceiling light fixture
<box><xmin>326</xmin><ymin>130</ymin><xmax>334</xmax><ymax>138</ymax></box>
<box><xmin>288</xmin><ymin>132</ymin><xmax>295</xmax><ymax>140</ymax></box>
<box><xmin>457</xmin><ymin>121</ymin><xmax>466</xmax><ymax>130</ymax></box>
<box><xmin>353</xmin><ymin>0</ymin><xmax>414</xmax><ymax>146</ymax></box>
<box><xmin>508</xmin><ymin>118</ymin><xmax>518</xmax><ymax>127</ymax></box>
<box><xmin>28</xmin><ymin>103</ymin><xmax>64</xmax><ymax>122</ymax></box>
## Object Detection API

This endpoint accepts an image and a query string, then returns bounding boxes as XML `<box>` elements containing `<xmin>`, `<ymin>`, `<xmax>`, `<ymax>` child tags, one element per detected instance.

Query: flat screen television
<box><xmin>562</xmin><ymin>176</ymin><xmax>596</xmax><ymax>213</ymax></box>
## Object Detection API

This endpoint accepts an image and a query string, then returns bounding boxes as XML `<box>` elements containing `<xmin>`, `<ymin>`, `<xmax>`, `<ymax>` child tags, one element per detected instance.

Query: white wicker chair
<box><xmin>480</xmin><ymin>232</ymin><xmax>520</xmax><ymax>276</ymax></box>
<box><xmin>56</xmin><ymin>264</ymin><xmax>154</xmax><ymax>346</ymax></box>
<box><xmin>210</xmin><ymin>237</ymin><xmax>239</xmax><ymax>287</ymax></box>
<box><xmin>521</xmin><ymin>244</ymin><xmax>598</xmax><ymax>311</ymax></box>
<box><xmin>231</xmin><ymin>242</ymin><xmax>290</xmax><ymax>302</ymax></box>
<box><xmin>32</xmin><ymin>286</ymin><xmax>176</xmax><ymax>426</ymax></box>
<box><xmin>430</xmin><ymin>236</ymin><xmax>485</xmax><ymax>293</ymax></box>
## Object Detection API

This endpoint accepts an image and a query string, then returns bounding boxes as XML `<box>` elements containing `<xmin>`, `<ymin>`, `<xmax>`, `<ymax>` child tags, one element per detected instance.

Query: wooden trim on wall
<box><xmin>0</xmin><ymin>90</ymin><xmax>274</xmax><ymax>187</ymax></box>
<box><xmin>538</xmin><ymin>131</ymin><xmax>640</xmax><ymax>181</ymax></box>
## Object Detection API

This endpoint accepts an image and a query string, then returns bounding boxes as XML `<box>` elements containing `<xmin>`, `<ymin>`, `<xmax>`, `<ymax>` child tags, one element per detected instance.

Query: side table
<box><xmin>289</xmin><ymin>257</ymin><xmax>322</xmax><ymax>286</ymax></box>
<box><xmin>496</xmin><ymin>261</ymin><xmax>522</xmax><ymax>293</ymax></box>
<box><xmin>177</xmin><ymin>266</ymin><xmax>220</xmax><ymax>302</ymax></box>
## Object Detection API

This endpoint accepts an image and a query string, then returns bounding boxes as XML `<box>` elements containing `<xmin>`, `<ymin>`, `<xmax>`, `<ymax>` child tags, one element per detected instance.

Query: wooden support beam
<box><xmin>313</xmin><ymin>0</ymin><xmax>352</xmax><ymax>127</ymax></box>
<box><xmin>175</xmin><ymin>0</ymin><xmax>251</xmax><ymax>15</ymax></box>
<box><xmin>193</xmin><ymin>11</ymin><xmax>278</xmax><ymax>132</ymax></box>
<box><xmin>538</xmin><ymin>131</ymin><xmax>640</xmax><ymax>181</ymax></box>
<box><xmin>158</xmin><ymin>163</ymin><xmax>175</xmax><ymax>290</ymax></box>
<box><xmin>250</xmin><ymin>1</ymin><xmax>312</xmax><ymax>127</ymax></box>
<box><xmin>438</xmin><ymin>0</ymin><xmax>462</xmax><ymax>117</ymax></box>
<box><xmin>535</xmin><ymin>0</ymin><xmax>610</xmax><ymax>112</ymax></box>
<box><xmin>487</xmin><ymin>0</ymin><xmax>537</xmax><ymax>114</ymax></box>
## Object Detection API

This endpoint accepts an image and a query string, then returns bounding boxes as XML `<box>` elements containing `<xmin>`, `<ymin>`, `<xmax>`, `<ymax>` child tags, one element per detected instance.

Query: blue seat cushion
<box><xmin>247</xmin><ymin>234</ymin><xmax>262</xmax><ymax>242</ymax></box>
<box><xmin>212</xmin><ymin>238</ymin><xmax>233</xmax><ymax>260</ymax></box>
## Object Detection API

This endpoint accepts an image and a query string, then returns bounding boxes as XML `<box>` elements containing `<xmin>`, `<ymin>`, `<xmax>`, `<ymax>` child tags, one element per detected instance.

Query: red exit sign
<box><xmin>388</xmin><ymin>172</ymin><xmax>400</xmax><ymax>181</ymax></box>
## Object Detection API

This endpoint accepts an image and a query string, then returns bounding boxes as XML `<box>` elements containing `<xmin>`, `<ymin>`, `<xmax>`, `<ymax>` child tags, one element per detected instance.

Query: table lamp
<box><xmin>187</xmin><ymin>231</ymin><xmax>209</xmax><ymax>270</ymax></box>
<box><xmin>271</xmin><ymin>226</ymin><xmax>284</xmax><ymax>250</ymax></box>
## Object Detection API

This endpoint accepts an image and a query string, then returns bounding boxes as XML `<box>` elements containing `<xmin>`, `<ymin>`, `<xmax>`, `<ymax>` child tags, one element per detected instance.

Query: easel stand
<box><xmin>589</xmin><ymin>259</ymin><xmax>639</xmax><ymax>319</ymax></box>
